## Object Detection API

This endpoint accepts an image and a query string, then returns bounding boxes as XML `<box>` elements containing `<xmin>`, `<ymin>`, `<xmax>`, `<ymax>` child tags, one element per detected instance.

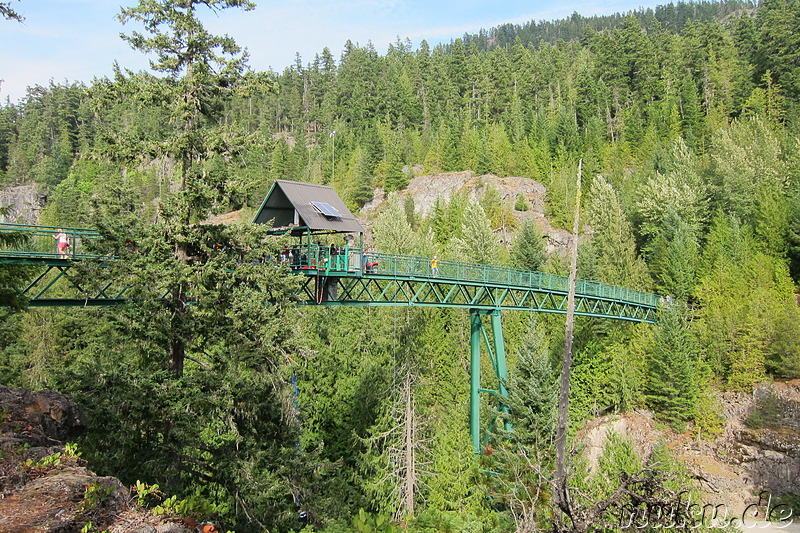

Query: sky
<box><xmin>1</xmin><ymin>0</ymin><xmax>661</xmax><ymax>104</ymax></box>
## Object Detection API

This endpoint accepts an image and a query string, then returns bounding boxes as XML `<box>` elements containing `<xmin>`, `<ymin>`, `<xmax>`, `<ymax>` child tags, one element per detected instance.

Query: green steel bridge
<box><xmin>1</xmin><ymin>223</ymin><xmax>662</xmax><ymax>452</ymax></box>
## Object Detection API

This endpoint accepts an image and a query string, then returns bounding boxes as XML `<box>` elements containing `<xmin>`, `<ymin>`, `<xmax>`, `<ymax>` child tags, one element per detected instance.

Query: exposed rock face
<box><xmin>0</xmin><ymin>385</ymin><xmax>86</xmax><ymax>448</ymax></box>
<box><xmin>736</xmin><ymin>382</ymin><xmax>800</xmax><ymax>498</ymax></box>
<box><xmin>577</xmin><ymin>381</ymin><xmax>800</xmax><ymax>518</ymax></box>
<box><xmin>0</xmin><ymin>465</ymin><xmax>128</xmax><ymax>532</ymax></box>
<box><xmin>0</xmin><ymin>386</ymin><xmax>194</xmax><ymax>533</ymax></box>
<box><xmin>361</xmin><ymin>172</ymin><xmax>575</xmax><ymax>253</ymax></box>
<box><xmin>407</xmin><ymin>171</ymin><xmax>546</xmax><ymax>218</ymax></box>
<box><xmin>0</xmin><ymin>184</ymin><xmax>46</xmax><ymax>224</ymax></box>
<box><xmin>362</xmin><ymin>171</ymin><xmax>546</xmax><ymax>218</ymax></box>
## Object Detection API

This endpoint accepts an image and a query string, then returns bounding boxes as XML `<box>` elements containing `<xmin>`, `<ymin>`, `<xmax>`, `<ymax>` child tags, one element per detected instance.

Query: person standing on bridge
<box><xmin>53</xmin><ymin>229</ymin><xmax>70</xmax><ymax>259</ymax></box>
<box><xmin>430</xmin><ymin>255</ymin><xmax>440</xmax><ymax>277</ymax></box>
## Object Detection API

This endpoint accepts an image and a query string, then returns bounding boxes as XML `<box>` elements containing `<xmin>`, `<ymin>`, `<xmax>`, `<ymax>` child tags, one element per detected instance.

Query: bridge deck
<box><xmin>1</xmin><ymin>223</ymin><xmax>660</xmax><ymax>321</ymax></box>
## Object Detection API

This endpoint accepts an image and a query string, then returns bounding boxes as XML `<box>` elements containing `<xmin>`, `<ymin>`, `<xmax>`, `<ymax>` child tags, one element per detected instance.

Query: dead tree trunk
<box><xmin>168</xmin><ymin>282</ymin><xmax>186</xmax><ymax>376</ymax></box>
<box><xmin>402</xmin><ymin>369</ymin><xmax>416</xmax><ymax>516</ymax></box>
<box><xmin>554</xmin><ymin>159</ymin><xmax>582</xmax><ymax>513</ymax></box>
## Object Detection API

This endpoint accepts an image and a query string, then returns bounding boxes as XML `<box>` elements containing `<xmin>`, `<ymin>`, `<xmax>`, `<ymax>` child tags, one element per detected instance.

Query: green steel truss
<box><xmin>296</xmin><ymin>274</ymin><xmax>658</xmax><ymax>322</ymax></box>
<box><xmin>300</xmin><ymin>272</ymin><xmax>657</xmax><ymax>453</ymax></box>
<box><xmin>3</xmin><ymin>259</ymin><xmax>660</xmax><ymax>321</ymax></box>
<box><xmin>2</xmin><ymin>223</ymin><xmax>662</xmax><ymax>452</ymax></box>
<box><xmin>1</xmin><ymin>224</ymin><xmax>660</xmax><ymax>321</ymax></box>
<box><xmin>0</xmin><ymin>257</ymin><xmax>129</xmax><ymax>306</ymax></box>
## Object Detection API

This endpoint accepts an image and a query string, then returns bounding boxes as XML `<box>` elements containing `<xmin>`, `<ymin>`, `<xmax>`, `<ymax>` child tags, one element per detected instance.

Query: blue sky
<box><xmin>1</xmin><ymin>0</ymin><xmax>660</xmax><ymax>104</ymax></box>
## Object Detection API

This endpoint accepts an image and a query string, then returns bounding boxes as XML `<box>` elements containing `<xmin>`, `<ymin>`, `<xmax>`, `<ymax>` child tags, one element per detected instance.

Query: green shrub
<box><xmin>745</xmin><ymin>389</ymin><xmax>783</xmax><ymax>429</ymax></box>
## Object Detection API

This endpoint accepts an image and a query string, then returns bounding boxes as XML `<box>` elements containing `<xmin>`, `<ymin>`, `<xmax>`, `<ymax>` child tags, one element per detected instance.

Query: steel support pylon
<box><xmin>469</xmin><ymin>308</ymin><xmax>511</xmax><ymax>454</ymax></box>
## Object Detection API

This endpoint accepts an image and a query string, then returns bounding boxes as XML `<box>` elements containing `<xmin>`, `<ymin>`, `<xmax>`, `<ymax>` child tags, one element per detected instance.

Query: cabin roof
<box><xmin>252</xmin><ymin>179</ymin><xmax>364</xmax><ymax>235</ymax></box>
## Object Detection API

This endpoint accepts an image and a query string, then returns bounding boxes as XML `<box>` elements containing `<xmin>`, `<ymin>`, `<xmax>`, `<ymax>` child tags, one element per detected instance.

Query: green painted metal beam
<box><xmin>0</xmin><ymin>256</ymin><xmax>129</xmax><ymax>306</ymax></box>
<box><xmin>470</xmin><ymin>310</ymin><xmax>482</xmax><ymax>454</ymax></box>
<box><xmin>469</xmin><ymin>309</ymin><xmax>512</xmax><ymax>454</ymax></box>
<box><xmin>2</xmin><ymin>224</ymin><xmax>661</xmax><ymax>321</ymax></box>
<box><xmin>490</xmin><ymin>310</ymin><xmax>510</xmax><ymax>434</ymax></box>
<box><xmin>296</xmin><ymin>275</ymin><xmax>658</xmax><ymax>322</ymax></box>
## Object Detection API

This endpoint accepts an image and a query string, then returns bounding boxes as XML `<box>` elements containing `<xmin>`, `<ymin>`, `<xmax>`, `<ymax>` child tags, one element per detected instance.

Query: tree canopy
<box><xmin>3</xmin><ymin>0</ymin><xmax>800</xmax><ymax>531</ymax></box>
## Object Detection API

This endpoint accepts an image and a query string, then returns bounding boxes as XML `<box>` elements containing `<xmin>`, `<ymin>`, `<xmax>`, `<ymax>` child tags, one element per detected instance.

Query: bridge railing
<box><xmin>340</xmin><ymin>250</ymin><xmax>660</xmax><ymax>308</ymax></box>
<box><xmin>0</xmin><ymin>223</ymin><xmax>101</xmax><ymax>259</ymax></box>
<box><xmin>1</xmin><ymin>223</ymin><xmax>660</xmax><ymax>308</ymax></box>
<box><xmin>265</xmin><ymin>245</ymin><xmax>658</xmax><ymax>308</ymax></box>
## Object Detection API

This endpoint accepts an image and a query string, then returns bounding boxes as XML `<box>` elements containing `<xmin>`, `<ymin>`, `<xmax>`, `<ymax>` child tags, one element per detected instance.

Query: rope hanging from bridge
<box><xmin>314</xmin><ymin>273</ymin><xmax>325</xmax><ymax>305</ymax></box>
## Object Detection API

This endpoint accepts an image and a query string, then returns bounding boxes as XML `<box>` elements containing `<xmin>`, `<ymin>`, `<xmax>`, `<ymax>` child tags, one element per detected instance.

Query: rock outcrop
<box><xmin>361</xmin><ymin>171</ymin><xmax>576</xmax><ymax>253</ymax></box>
<box><xmin>577</xmin><ymin>381</ymin><xmax>800</xmax><ymax>518</ymax></box>
<box><xmin>0</xmin><ymin>385</ymin><xmax>86</xmax><ymax>448</ymax></box>
<box><xmin>736</xmin><ymin>382</ymin><xmax>800</xmax><ymax>498</ymax></box>
<box><xmin>0</xmin><ymin>184</ymin><xmax>46</xmax><ymax>224</ymax></box>
<box><xmin>0</xmin><ymin>385</ymin><xmax>195</xmax><ymax>533</ymax></box>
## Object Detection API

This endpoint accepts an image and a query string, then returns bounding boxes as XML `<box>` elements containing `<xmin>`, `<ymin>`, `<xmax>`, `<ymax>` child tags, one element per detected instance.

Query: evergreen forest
<box><xmin>2</xmin><ymin>0</ymin><xmax>800</xmax><ymax>531</ymax></box>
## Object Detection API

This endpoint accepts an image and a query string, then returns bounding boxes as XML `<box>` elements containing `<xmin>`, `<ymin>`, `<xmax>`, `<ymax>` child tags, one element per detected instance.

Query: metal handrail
<box><xmin>0</xmin><ymin>223</ymin><xmax>661</xmax><ymax>308</ymax></box>
<box><xmin>355</xmin><ymin>252</ymin><xmax>659</xmax><ymax>307</ymax></box>
<box><xmin>0</xmin><ymin>223</ymin><xmax>101</xmax><ymax>259</ymax></box>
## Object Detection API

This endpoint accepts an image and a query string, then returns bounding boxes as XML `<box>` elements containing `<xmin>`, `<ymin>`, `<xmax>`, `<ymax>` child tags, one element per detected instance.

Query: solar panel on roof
<box><xmin>310</xmin><ymin>201</ymin><xmax>342</xmax><ymax>218</ymax></box>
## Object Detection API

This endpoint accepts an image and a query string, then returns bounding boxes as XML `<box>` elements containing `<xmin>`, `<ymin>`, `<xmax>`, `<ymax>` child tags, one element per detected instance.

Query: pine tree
<box><xmin>479</xmin><ymin>184</ymin><xmax>503</xmax><ymax>229</ymax></box>
<box><xmin>451</xmin><ymin>199</ymin><xmax>503</xmax><ymax>265</ymax></box>
<box><xmin>488</xmin><ymin>123</ymin><xmax>513</xmax><ymax>176</ymax></box>
<box><xmin>383</xmin><ymin>127</ymin><xmax>409</xmax><ymax>192</ymax></box>
<box><xmin>430</xmin><ymin>192</ymin><xmax>468</xmax><ymax>245</ymax></box>
<box><xmin>695</xmin><ymin>214</ymin><xmax>794</xmax><ymax>390</ymax></box>
<box><xmin>342</xmin><ymin>146</ymin><xmax>374</xmax><ymax>208</ymax></box>
<box><xmin>635</xmin><ymin>139</ymin><xmax>708</xmax><ymax>242</ymax></box>
<box><xmin>786</xmin><ymin>192</ymin><xmax>800</xmax><ymax>281</ymax></box>
<box><xmin>360</xmin><ymin>308</ymin><xmax>431</xmax><ymax>520</ymax></box>
<box><xmin>506</xmin><ymin>316</ymin><xmax>557</xmax><ymax>446</ymax></box>
<box><xmin>372</xmin><ymin>193</ymin><xmax>417</xmax><ymax>254</ymax></box>
<box><xmin>109</xmin><ymin>0</ymin><xmax>263</xmax><ymax>375</ymax></box>
<box><xmin>511</xmin><ymin>218</ymin><xmax>546</xmax><ymax>272</ymax></box>
<box><xmin>709</xmin><ymin>116</ymin><xmax>787</xmax><ymax>224</ymax></box>
<box><xmin>422</xmin><ymin>123</ymin><xmax>444</xmax><ymax>174</ymax></box>
<box><xmin>679</xmin><ymin>76</ymin><xmax>706</xmax><ymax>150</ymax></box>
<box><xmin>586</xmin><ymin>175</ymin><xmax>650</xmax><ymax>288</ymax></box>
<box><xmin>270</xmin><ymin>135</ymin><xmax>291</xmax><ymax>179</ymax></box>
<box><xmin>754</xmin><ymin>0</ymin><xmax>800</xmax><ymax>100</ymax></box>
<box><xmin>647</xmin><ymin>209</ymin><xmax>700</xmax><ymax>301</ymax></box>
<box><xmin>645</xmin><ymin>302</ymin><xmax>699</xmax><ymax>428</ymax></box>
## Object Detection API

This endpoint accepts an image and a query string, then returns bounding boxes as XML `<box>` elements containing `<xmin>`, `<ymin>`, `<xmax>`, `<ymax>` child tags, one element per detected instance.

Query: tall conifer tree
<box><xmin>646</xmin><ymin>302</ymin><xmax>699</xmax><ymax>428</ymax></box>
<box><xmin>110</xmin><ymin>0</ymin><xmax>260</xmax><ymax>374</ymax></box>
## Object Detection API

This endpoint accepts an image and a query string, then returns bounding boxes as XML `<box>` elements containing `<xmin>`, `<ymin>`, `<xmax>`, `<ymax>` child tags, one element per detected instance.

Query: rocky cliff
<box><xmin>580</xmin><ymin>381</ymin><xmax>800</xmax><ymax>519</ymax></box>
<box><xmin>0</xmin><ymin>385</ymin><xmax>198</xmax><ymax>533</ymax></box>
<box><xmin>361</xmin><ymin>171</ymin><xmax>576</xmax><ymax>253</ymax></box>
<box><xmin>0</xmin><ymin>184</ymin><xmax>46</xmax><ymax>224</ymax></box>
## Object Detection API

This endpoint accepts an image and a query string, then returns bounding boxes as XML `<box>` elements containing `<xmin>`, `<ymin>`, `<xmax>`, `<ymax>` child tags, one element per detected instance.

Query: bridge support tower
<box><xmin>470</xmin><ymin>308</ymin><xmax>511</xmax><ymax>454</ymax></box>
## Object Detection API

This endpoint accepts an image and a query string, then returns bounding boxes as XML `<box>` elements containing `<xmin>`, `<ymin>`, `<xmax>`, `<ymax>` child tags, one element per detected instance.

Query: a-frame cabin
<box><xmin>253</xmin><ymin>179</ymin><xmax>368</xmax><ymax>274</ymax></box>
<box><xmin>253</xmin><ymin>179</ymin><xmax>363</xmax><ymax>236</ymax></box>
